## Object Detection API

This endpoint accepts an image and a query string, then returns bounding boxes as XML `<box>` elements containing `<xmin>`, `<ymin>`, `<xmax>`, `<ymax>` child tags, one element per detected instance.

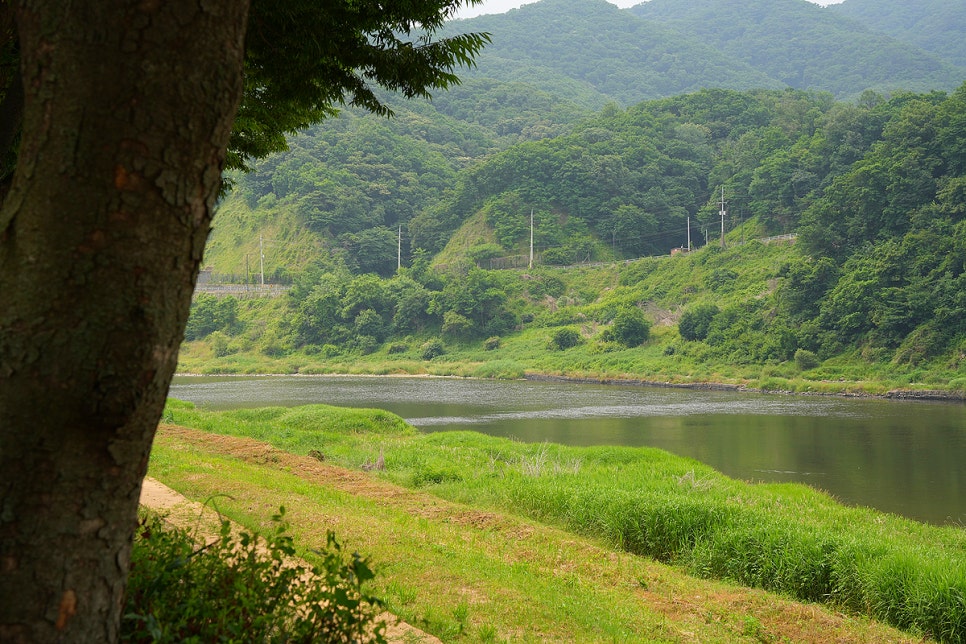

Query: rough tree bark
<box><xmin>0</xmin><ymin>2</ymin><xmax>248</xmax><ymax>641</ymax></box>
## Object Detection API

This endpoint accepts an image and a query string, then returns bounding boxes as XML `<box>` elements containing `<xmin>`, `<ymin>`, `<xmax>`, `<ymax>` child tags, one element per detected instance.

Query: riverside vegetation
<box><xmin>146</xmin><ymin>400</ymin><xmax>966</xmax><ymax>642</ymax></box>
<box><xmin>178</xmin><ymin>237</ymin><xmax>966</xmax><ymax>397</ymax></box>
<box><xmin>182</xmin><ymin>83</ymin><xmax>966</xmax><ymax>397</ymax></box>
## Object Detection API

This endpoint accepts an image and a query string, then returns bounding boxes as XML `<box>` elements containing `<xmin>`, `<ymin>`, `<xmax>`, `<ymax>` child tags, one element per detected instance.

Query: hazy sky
<box><xmin>457</xmin><ymin>0</ymin><xmax>845</xmax><ymax>19</ymax></box>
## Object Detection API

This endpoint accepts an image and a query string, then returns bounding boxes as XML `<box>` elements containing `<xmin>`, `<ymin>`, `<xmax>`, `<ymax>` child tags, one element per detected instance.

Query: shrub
<box><xmin>590</xmin><ymin>340</ymin><xmax>622</xmax><ymax>354</ymax></box>
<box><xmin>466</xmin><ymin>243</ymin><xmax>504</xmax><ymax>265</ymax></box>
<box><xmin>542</xmin><ymin>247</ymin><xmax>572</xmax><ymax>266</ymax></box>
<box><xmin>351</xmin><ymin>334</ymin><xmax>380</xmax><ymax>355</ymax></box>
<box><xmin>208</xmin><ymin>331</ymin><xmax>231</xmax><ymax>358</ymax></box>
<box><xmin>706</xmin><ymin>268</ymin><xmax>738</xmax><ymax>292</ymax></box>
<box><xmin>541</xmin><ymin>274</ymin><xmax>566</xmax><ymax>298</ymax></box>
<box><xmin>611</xmin><ymin>308</ymin><xmax>650</xmax><ymax>347</ymax></box>
<box><xmin>258</xmin><ymin>330</ymin><xmax>289</xmax><ymax>357</ymax></box>
<box><xmin>421</xmin><ymin>338</ymin><xmax>445</xmax><ymax>360</ymax></box>
<box><xmin>442</xmin><ymin>311</ymin><xmax>474</xmax><ymax>340</ymax></box>
<box><xmin>320</xmin><ymin>344</ymin><xmax>341</xmax><ymax>358</ymax></box>
<box><xmin>549</xmin><ymin>327</ymin><xmax>581</xmax><ymax>350</ymax></box>
<box><xmin>123</xmin><ymin>509</ymin><xmax>385</xmax><ymax>643</ymax></box>
<box><xmin>678</xmin><ymin>304</ymin><xmax>719</xmax><ymax>341</ymax></box>
<box><xmin>387</xmin><ymin>342</ymin><xmax>409</xmax><ymax>355</ymax></box>
<box><xmin>794</xmin><ymin>348</ymin><xmax>820</xmax><ymax>370</ymax></box>
<box><xmin>484</xmin><ymin>336</ymin><xmax>501</xmax><ymax>351</ymax></box>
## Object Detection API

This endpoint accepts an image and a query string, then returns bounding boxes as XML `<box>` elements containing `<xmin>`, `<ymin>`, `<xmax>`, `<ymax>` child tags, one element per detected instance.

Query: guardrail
<box><xmin>759</xmin><ymin>233</ymin><xmax>797</xmax><ymax>244</ymax></box>
<box><xmin>193</xmin><ymin>284</ymin><xmax>291</xmax><ymax>298</ymax></box>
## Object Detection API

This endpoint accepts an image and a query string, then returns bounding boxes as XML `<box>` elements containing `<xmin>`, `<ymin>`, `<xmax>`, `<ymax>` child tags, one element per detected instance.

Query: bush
<box><xmin>351</xmin><ymin>334</ymin><xmax>380</xmax><ymax>355</ymax></box>
<box><xmin>441</xmin><ymin>311</ymin><xmax>474</xmax><ymax>340</ymax></box>
<box><xmin>123</xmin><ymin>509</ymin><xmax>385</xmax><ymax>643</ymax></box>
<box><xmin>421</xmin><ymin>338</ymin><xmax>445</xmax><ymax>360</ymax></box>
<box><xmin>387</xmin><ymin>342</ymin><xmax>409</xmax><ymax>355</ymax></box>
<box><xmin>208</xmin><ymin>331</ymin><xmax>232</xmax><ymax>358</ymax></box>
<box><xmin>611</xmin><ymin>308</ymin><xmax>650</xmax><ymax>347</ymax></box>
<box><xmin>320</xmin><ymin>344</ymin><xmax>341</xmax><ymax>358</ymax></box>
<box><xmin>794</xmin><ymin>348</ymin><xmax>820</xmax><ymax>370</ymax></box>
<box><xmin>484</xmin><ymin>336</ymin><xmax>501</xmax><ymax>351</ymax></box>
<box><xmin>678</xmin><ymin>304</ymin><xmax>719</xmax><ymax>342</ymax></box>
<box><xmin>549</xmin><ymin>327</ymin><xmax>581</xmax><ymax>350</ymax></box>
<box><xmin>541</xmin><ymin>247</ymin><xmax>572</xmax><ymax>266</ymax></box>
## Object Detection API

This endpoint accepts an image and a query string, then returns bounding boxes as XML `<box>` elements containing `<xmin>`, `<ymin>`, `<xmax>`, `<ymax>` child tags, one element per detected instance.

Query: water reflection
<box><xmin>169</xmin><ymin>375</ymin><xmax>965</xmax><ymax>527</ymax></box>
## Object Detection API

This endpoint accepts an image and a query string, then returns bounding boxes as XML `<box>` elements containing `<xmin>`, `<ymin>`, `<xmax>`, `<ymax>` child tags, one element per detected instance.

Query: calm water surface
<box><xmin>169</xmin><ymin>375</ymin><xmax>966</xmax><ymax>527</ymax></box>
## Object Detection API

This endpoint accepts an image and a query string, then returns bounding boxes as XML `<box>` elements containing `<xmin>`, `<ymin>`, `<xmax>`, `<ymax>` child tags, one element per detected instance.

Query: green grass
<box><xmin>163</xmin><ymin>400</ymin><xmax>966</xmax><ymax>642</ymax></box>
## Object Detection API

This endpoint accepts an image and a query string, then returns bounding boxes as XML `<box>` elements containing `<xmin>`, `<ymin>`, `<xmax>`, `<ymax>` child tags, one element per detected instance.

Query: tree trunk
<box><xmin>0</xmin><ymin>2</ymin><xmax>248</xmax><ymax>641</ymax></box>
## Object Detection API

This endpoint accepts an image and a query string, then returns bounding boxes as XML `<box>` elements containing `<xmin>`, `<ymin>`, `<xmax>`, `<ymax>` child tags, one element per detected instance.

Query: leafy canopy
<box><xmin>229</xmin><ymin>0</ymin><xmax>490</xmax><ymax>172</ymax></box>
<box><xmin>0</xmin><ymin>1</ymin><xmax>490</xmax><ymax>183</ymax></box>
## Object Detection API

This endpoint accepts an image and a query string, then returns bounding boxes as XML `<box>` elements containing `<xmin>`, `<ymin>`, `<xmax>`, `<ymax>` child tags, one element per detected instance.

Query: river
<box><xmin>168</xmin><ymin>375</ymin><xmax>966</xmax><ymax>527</ymax></box>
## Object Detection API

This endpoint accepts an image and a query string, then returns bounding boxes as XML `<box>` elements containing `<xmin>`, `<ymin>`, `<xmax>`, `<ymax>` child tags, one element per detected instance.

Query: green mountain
<box><xmin>207</xmin><ymin>0</ymin><xmax>966</xmax><ymax>280</ymax></box>
<box><xmin>192</xmin><ymin>82</ymin><xmax>966</xmax><ymax>391</ymax></box>
<box><xmin>831</xmin><ymin>0</ymin><xmax>966</xmax><ymax>69</ymax></box>
<box><xmin>628</xmin><ymin>0</ymin><xmax>965</xmax><ymax>98</ymax></box>
<box><xmin>445</xmin><ymin>0</ymin><xmax>782</xmax><ymax>107</ymax></box>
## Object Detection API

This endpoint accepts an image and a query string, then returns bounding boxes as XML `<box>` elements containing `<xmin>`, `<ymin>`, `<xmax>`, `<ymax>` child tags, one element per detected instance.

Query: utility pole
<box><xmin>397</xmin><ymin>223</ymin><xmax>402</xmax><ymax>272</ymax></box>
<box><xmin>259</xmin><ymin>234</ymin><xmax>265</xmax><ymax>287</ymax></box>
<box><xmin>245</xmin><ymin>254</ymin><xmax>250</xmax><ymax>291</ymax></box>
<box><xmin>719</xmin><ymin>186</ymin><xmax>727</xmax><ymax>248</ymax></box>
<box><xmin>739</xmin><ymin>206</ymin><xmax>744</xmax><ymax>246</ymax></box>
<box><xmin>687</xmin><ymin>216</ymin><xmax>692</xmax><ymax>252</ymax></box>
<box><xmin>529</xmin><ymin>209</ymin><xmax>534</xmax><ymax>269</ymax></box>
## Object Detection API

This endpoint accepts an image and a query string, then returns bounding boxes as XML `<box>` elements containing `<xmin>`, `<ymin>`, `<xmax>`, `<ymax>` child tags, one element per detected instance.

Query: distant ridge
<box><xmin>446</xmin><ymin>0</ymin><xmax>781</xmax><ymax>108</ymax></box>
<box><xmin>831</xmin><ymin>0</ymin><xmax>966</xmax><ymax>69</ymax></box>
<box><xmin>629</xmin><ymin>0</ymin><xmax>964</xmax><ymax>97</ymax></box>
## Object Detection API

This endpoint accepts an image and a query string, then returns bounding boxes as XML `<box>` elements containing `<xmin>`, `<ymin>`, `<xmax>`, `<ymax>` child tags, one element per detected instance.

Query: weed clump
<box><xmin>123</xmin><ymin>508</ymin><xmax>385</xmax><ymax>643</ymax></box>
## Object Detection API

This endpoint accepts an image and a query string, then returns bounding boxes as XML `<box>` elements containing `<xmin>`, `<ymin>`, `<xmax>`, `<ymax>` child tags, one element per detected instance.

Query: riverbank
<box><xmin>155</xmin><ymin>400</ymin><xmax>966</xmax><ymax>642</ymax></box>
<box><xmin>522</xmin><ymin>373</ymin><xmax>966</xmax><ymax>402</ymax></box>
<box><xmin>148</xmin><ymin>421</ymin><xmax>926</xmax><ymax>643</ymax></box>
<box><xmin>175</xmin><ymin>343</ymin><xmax>966</xmax><ymax>403</ymax></box>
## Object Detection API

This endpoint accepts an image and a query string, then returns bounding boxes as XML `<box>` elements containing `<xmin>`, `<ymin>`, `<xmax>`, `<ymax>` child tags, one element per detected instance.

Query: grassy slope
<box><xmin>149</xmin><ymin>423</ymin><xmax>921</xmax><ymax>643</ymax></box>
<box><xmin>152</xmin><ymin>402</ymin><xmax>966</xmax><ymax>642</ymax></box>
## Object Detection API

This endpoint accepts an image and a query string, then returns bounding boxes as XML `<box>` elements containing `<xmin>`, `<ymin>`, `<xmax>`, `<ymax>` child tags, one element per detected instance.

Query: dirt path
<box><xmin>139</xmin><ymin>474</ymin><xmax>441</xmax><ymax>644</ymax></box>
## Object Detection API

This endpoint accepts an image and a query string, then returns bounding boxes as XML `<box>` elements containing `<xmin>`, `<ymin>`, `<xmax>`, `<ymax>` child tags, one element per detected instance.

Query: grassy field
<box><xmin>150</xmin><ymin>401</ymin><xmax>966</xmax><ymax>642</ymax></box>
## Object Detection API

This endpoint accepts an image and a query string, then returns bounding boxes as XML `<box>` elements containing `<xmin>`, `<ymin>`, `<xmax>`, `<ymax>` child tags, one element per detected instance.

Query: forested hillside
<box><xmin>189</xmin><ymin>0</ymin><xmax>966</xmax><ymax>390</ymax></box>
<box><xmin>832</xmin><ymin>0</ymin><xmax>966</xmax><ymax>69</ymax></box>
<box><xmin>629</xmin><ymin>0</ymin><xmax>963</xmax><ymax>98</ymax></box>
<box><xmin>189</xmin><ymin>82</ymin><xmax>966</xmax><ymax>391</ymax></box>
<box><xmin>442</xmin><ymin>0</ymin><xmax>781</xmax><ymax>107</ymax></box>
<box><xmin>207</xmin><ymin>0</ymin><xmax>966</xmax><ymax>279</ymax></box>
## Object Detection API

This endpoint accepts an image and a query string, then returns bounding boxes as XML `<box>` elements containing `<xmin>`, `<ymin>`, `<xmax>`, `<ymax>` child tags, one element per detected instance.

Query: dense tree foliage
<box><xmin>189</xmin><ymin>0</ymin><xmax>966</xmax><ymax>375</ymax></box>
<box><xmin>206</xmin><ymin>0</ymin><xmax>966</xmax><ymax>278</ymax></box>
<box><xmin>409</xmin><ymin>88</ymin><xmax>855</xmax><ymax>258</ymax></box>
<box><xmin>193</xmin><ymin>80</ymin><xmax>966</xmax><ymax>376</ymax></box>
<box><xmin>447</xmin><ymin>0</ymin><xmax>779</xmax><ymax>108</ymax></box>
<box><xmin>630</xmin><ymin>0</ymin><xmax>963</xmax><ymax>98</ymax></box>
<box><xmin>832</xmin><ymin>0</ymin><xmax>966</xmax><ymax>69</ymax></box>
<box><xmin>678</xmin><ymin>304</ymin><xmax>719</xmax><ymax>342</ymax></box>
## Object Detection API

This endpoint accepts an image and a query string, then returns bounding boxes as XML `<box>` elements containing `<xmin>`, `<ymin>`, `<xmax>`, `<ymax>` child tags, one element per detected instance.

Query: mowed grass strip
<box><xmin>149</xmin><ymin>423</ymin><xmax>918</xmax><ymax>643</ymax></box>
